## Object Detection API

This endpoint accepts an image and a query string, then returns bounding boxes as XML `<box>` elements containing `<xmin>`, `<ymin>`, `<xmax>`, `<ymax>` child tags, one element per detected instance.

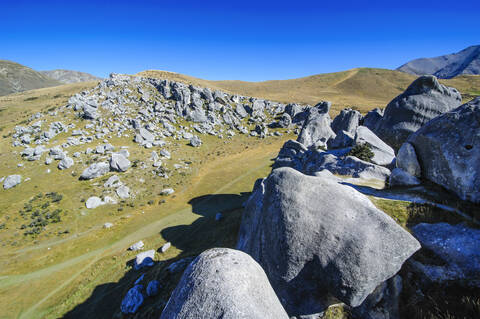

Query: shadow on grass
<box><xmin>62</xmin><ymin>192</ymin><xmax>250</xmax><ymax>319</ymax></box>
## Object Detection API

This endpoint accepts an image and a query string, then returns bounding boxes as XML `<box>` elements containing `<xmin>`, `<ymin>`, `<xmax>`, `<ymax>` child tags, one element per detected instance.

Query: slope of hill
<box><xmin>40</xmin><ymin>69</ymin><xmax>101</xmax><ymax>84</ymax></box>
<box><xmin>397</xmin><ymin>45</ymin><xmax>480</xmax><ymax>78</ymax></box>
<box><xmin>0</xmin><ymin>60</ymin><xmax>61</xmax><ymax>96</ymax></box>
<box><xmin>138</xmin><ymin>68</ymin><xmax>480</xmax><ymax>114</ymax></box>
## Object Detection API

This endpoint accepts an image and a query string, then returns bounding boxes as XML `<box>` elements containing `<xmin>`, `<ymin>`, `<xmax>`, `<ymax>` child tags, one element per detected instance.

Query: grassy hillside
<box><xmin>139</xmin><ymin>68</ymin><xmax>480</xmax><ymax>114</ymax></box>
<box><xmin>0</xmin><ymin>60</ymin><xmax>62</xmax><ymax>96</ymax></box>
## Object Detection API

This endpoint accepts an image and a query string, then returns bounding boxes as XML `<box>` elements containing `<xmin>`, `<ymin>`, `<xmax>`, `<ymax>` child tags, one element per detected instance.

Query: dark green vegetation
<box><xmin>18</xmin><ymin>192</ymin><xmax>66</xmax><ymax>237</ymax></box>
<box><xmin>347</xmin><ymin>143</ymin><xmax>374</xmax><ymax>162</ymax></box>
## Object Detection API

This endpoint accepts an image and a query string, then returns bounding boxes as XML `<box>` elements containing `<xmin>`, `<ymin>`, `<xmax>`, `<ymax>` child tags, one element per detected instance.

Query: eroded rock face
<box><xmin>396</xmin><ymin>142</ymin><xmax>421</xmax><ymax>177</ymax></box>
<box><xmin>109</xmin><ymin>153</ymin><xmax>131</xmax><ymax>172</ymax></box>
<box><xmin>237</xmin><ymin>167</ymin><xmax>420</xmax><ymax>315</ymax></box>
<box><xmin>297</xmin><ymin>109</ymin><xmax>335</xmax><ymax>148</ymax></box>
<box><xmin>373</xmin><ymin>75</ymin><xmax>462</xmax><ymax>150</ymax></box>
<box><xmin>161</xmin><ymin>248</ymin><xmax>289</xmax><ymax>319</ymax></box>
<box><xmin>354</xmin><ymin>126</ymin><xmax>395</xmax><ymax>166</ymax></box>
<box><xmin>331</xmin><ymin>108</ymin><xmax>362</xmax><ymax>135</ymax></box>
<box><xmin>407</xmin><ymin>97</ymin><xmax>480</xmax><ymax>203</ymax></box>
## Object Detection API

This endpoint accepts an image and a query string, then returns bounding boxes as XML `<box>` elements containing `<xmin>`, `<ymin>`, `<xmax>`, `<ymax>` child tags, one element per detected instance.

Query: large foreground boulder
<box><xmin>161</xmin><ymin>248</ymin><xmax>289</xmax><ymax>319</ymax></box>
<box><xmin>237</xmin><ymin>167</ymin><xmax>420</xmax><ymax>315</ymax></box>
<box><xmin>372</xmin><ymin>75</ymin><xmax>462</xmax><ymax>149</ymax></box>
<box><xmin>407</xmin><ymin>97</ymin><xmax>480</xmax><ymax>203</ymax></box>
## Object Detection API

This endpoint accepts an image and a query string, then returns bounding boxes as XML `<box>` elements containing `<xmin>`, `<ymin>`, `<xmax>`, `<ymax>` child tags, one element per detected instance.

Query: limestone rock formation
<box><xmin>237</xmin><ymin>167</ymin><xmax>420</xmax><ymax>315</ymax></box>
<box><xmin>372</xmin><ymin>75</ymin><xmax>462</xmax><ymax>149</ymax></box>
<box><xmin>161</xmin><ymin>248</ymin><xmax>289</xmax><ymax>319</ymax></box>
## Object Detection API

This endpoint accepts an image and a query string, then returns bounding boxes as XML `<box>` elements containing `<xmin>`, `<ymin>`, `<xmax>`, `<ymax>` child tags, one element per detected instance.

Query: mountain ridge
<box><xmin>40</xmin><ymin>69</ymin><xmax>102</xmax><ymax>84</ymax></box>
<box><xmin>397</xmin><ymin>45</ymin><xmax>480</xmax><ymax>78</ymax></box>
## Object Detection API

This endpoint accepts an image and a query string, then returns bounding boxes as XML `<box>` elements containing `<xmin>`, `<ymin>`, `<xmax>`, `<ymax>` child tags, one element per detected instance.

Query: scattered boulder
<box><xmin>237</xmin><ymin>167</ymin><xmax>420</xmax><ymax>314</ymax></box>
<box><xmin>134</xmin><ymin>250</ymin><xmax>155</xmax><ymax>270</ymax></box>
<box><xmin>116</xmin><ymin>185</ymin><xmax>130</xmax><ymax>199</ymax></box>
<box><xmin>372</xmin><ymin>75</ymin><xmax>462</xmax><ymax>149</ymax></box>
<box><xmin>160</xmin><ymin>188</ymin><xmax>174</xmax><ymax>196</ymax></box>
<box><xmin>160</xmin><ymin>242</ymin><xmax>171</xmax><ymax>253</ymax></box>
<box><xmin>189</xmin><ymin>136</ymin><xmax>202</xmax><ymax>147</ymax></box>
<box><xmin>110</xmin><ymin>153</ymin><xmax>131</xmax><ymax>172</ymax></box>
<box><xmin>3</xmin><ymin>175</ymin><xmax>22</xmax><ymax>190</ymax></box>
<box><xmin>58</xmin><ymin>156</ymin><xmax>74</xmax><ymax>170</ymax></box>
<box><xmin>85</xmin><ymin>196</ymin><xmax>104</xmax><ymax>209</ymax></box>
<box><xmin>407</xmin><ymin>97</ymin><xmax>480</xmax><ymax>203</ymax></box>
<box><xmin>104</xmin><ymin>175</ymin><xmax>121</xmax><ymax>188</ymax></box>
<box><xmin>160</xmin><ymin>248</ymin><xmax>289</xmax><ymax>319</ymax></box>
<box><xmin>129</xmin><ymin>241</ymin><xmax>144</xmax><ymax>251</ymax></box>
<box><xmin>121</xmin><ymin>285</ymin><xmax>144</xmax><ymax>314</ymax></box>
<box><xmin>103</xmin><ymin>222</ymin><xmax>113</xmax><ymax>229</ymax></box>
<box><xmin>80</xmin><ymin>162</ymin><xmax>110</xmax><ymax>180</ymax></box>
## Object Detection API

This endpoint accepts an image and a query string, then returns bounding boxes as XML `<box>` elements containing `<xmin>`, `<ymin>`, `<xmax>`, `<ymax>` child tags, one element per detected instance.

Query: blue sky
<box><xmin>1</xmin><ymin>0</ymin><xmax>479</xmax><ymax>81</ymax></box>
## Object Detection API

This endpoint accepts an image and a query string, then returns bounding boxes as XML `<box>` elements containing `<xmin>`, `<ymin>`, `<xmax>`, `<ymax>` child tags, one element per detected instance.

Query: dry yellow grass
<box><xmin>138</xmin><ymin>68</ymin><xmax>480</xmax><ymax>115</ymax></box>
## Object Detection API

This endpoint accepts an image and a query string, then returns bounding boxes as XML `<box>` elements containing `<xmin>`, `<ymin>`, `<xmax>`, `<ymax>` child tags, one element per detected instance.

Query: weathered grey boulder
<box><xmin>80</xmin><ymin>162</ymin><xmax>110</xmax><ymax>180</ymax></box>
<box><xmin>116</xmin><ymin>185</ymin><xmax>130</xmax><ymax>199</ymax></box>
<box><xmin>407</xmin><ymin>97</ymin><xmax>480</xmax><ymax>203</ymax></box>
<box><xmin>237</xmin><ymin>168</ymin><xmax>420</xmax><ymax>314</ymax></box>
<box><xmin>273</xmin><ymin>140</ymin><xmax>308</xmax><ymax>170</ymax></box>
<box><xmin>276</xmin><ymin>113</ymin><xmax>292</xmax><ymax>128</ymax></box>
<box><xmin>160</xmin><ymin>248</ymin><xmax>289</xmax><ymax>319</ymax></box>
<box><xmin>389</xmin><ymin>168</ymin><xmax>421</xmax><ymax>187</ymax></box>
<box><xmin>372</xmin><ymin>75</ymin><xmax>462</xmax><ymax>149</ymax></box>
<box><xmin>134</xmin><ymin>249</ymin><xmax>155</xmax><ymax>270</ymax></box>
<box><xmin>395</xmin><ymin>142</ymin><xmax>421</xmax><ymax>177</ymax></box>
<box><xmin>129</xmin><ymin>241</ymin><xmax>144</xmax><ymax>251</ymax></box>
<box><xmin>297</xmin><ymin>109</ymin><xmax>335</xmax><ymax>148</ymax></box>
<box><xmin>354</xmin><ymin>126</ymin><xmax>395</xmax><ymax>166</ymax></box>
<box><xmin>327</xmin><ymin>130</ymin><xmax>354</xmax><ymax>149</ymax></box>
<box><xmin>362</xmin><ymin>108</ymin><xmax>384</xmax><ymax>132</ymax></box>
<box><xmin>189</xmin><ymin>136</ymin><xmax>202</xmax><ymax>147</ymax></box>
<box><xmin>85</xmin><ymin>196</ymin><xmax>104</xmax><ymax>209</ymax></box>
<box><xmin>331</xmin><ymin>108</ymin><xmax>361</xmax><ymax>135</ymax></box>
<box><xmin>411</xmin><ymin>223</ymin><xmax>480</xmax><ymax>286</ymax></box>
<box><xmin>58</xmin><ymin>156</ymin><xmax>74</xmax><ymax>170</ymax></box>
<box><xmin>121</xmin><ymin>285</ymin><xmax>144</xmax><ymax>314</ymax></box>
<box><xmin>3</xmin><ymin>175</ymin><xmax>22</xmax><ymax>190</ymax></box>
<box><xmin>303</xmin><ymin>152</ymin><xmax>392</xmax><ymax>181</ymax></box>
<box><xmin>138</xmin><ymin>128</ymin><xmax>154</xmax><ymax>143</ymax></box>
<box><xmin>109</xmin><ymin>153</ymin><xmax>131</xmax><ymax>172</ymax></box>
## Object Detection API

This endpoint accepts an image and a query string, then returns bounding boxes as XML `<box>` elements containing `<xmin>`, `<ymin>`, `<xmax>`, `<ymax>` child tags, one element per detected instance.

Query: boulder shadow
<box><xmin>62</xmin><ymin>192</ymin><xmax>251</xmax><ymax>318</ymax></box>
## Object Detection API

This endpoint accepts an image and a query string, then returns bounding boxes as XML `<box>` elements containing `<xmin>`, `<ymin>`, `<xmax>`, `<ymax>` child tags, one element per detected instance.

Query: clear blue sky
<box><xmin>1</xmin><ymin>0</ymin><xmax>479</xmax><ymax>81</ymax></box>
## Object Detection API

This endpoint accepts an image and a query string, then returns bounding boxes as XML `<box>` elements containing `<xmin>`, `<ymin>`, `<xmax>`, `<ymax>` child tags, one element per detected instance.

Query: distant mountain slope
<box><xmin>138</xmin><ymin>68</ymin><xmax>480</xmax><ymax>114</ymax></box>
<box><xmin>397</xmin><ymin>45</ymin><xmax>480</xmax><ymax>78</ymax></box>
<box><xmin>40</xmin><ymin>69</ymin><xmax>101</xmax><ymax>84</ymax></box>
<box><xmin>0</xmin><ymin>60</ymin><xmax>61</xmax><ymax>96</ymax></box>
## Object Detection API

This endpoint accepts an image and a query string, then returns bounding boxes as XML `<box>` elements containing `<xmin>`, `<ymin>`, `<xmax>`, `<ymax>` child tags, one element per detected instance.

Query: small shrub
<box><xmin>347</xmin><ymin>143</ymin><xmax>374</xmax><ymax>162</ymax></box>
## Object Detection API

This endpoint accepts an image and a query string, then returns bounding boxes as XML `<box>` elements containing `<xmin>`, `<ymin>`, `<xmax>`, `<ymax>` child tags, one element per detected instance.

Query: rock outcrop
<box><xmin>237</xmin><ymin>167</ymin><xmax>420</xmax><ymax>315</ymax></box>
<box><xmin>406</xmin><ymin>97</ymin><xmax>480</xmax><ymax>203</ymax></box>
<box><xmin>331</xmin><ymin>108</ymin><xmax>361</xmax><ymax>135</ymax></box>
<box><xmin>297</xmin><ymin>108</ymin><xmax>335</xmax><ymax>148</ymax></box>
<box><xmin>372</xmin><ymin>75</ymin><xmax>462</xmax><ymax>150</ymax></box>
<box><xmin>161</xmin><ymin>248</ymin><xmax>289</xmax><ymax>319</ymax></box>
